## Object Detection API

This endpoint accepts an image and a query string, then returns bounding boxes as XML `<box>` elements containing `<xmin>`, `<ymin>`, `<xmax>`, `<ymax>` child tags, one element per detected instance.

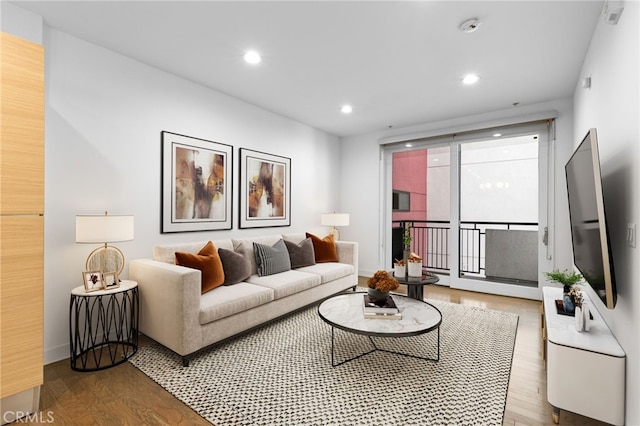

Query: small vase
<box><xmin>403</xmin><ymin>249</ymin><xmax>410</xmax><ymax>279</ymax></box>
<box><xmin>394</xmin><ymin>264</ymin><xmax>406</xmax><ymax>278</ymax></box>
<box><xmin>408</xmin><ymin>261</ymin><xmax>422</xmax><ymax>277</ymax></box>
<box><xmin>582</xmin><ymin>302</ymin><xmax>590</xmax><ymax>332</ymax></box>
<box><xmin>575</xmin><ymin>304</ymin><xmax>585</xmax><ymax>332</ymax></box>
<box><xmin>562</xmin><ymin>294</ymin><xmax>575</xmax><ymax>314</ymax></box>
<box><xmin>367</xmin><ymin>287</ymin><xmax>390</xmax><ymax>306</ymax></box>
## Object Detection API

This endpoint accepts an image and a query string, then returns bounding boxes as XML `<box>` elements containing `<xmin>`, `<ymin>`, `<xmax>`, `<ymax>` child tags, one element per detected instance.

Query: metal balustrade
<box><xmin>392</xmin><ymin>220</ymin><xmax>538</xmax><ymax>277</ymax></box>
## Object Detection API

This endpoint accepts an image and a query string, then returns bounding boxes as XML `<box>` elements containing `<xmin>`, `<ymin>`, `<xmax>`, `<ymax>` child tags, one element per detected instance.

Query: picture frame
<box><xmin>239</xmin><ymin>148</ymin><xmax>291</xmax><ymax>228</ymax></box>
<box><xmin>82</xmin><ymin>270</ymin><xmax>105</xmax><ymax>292</ymax></box>
<box><xmin>161</xmin><ymin>131</ymin><xmax>233</xmax><ymax>233</ymax></box>
<box><xmin>103</xmin><ymin>271</ymin><xmax>119</xmax><ymax>289</ymax></box>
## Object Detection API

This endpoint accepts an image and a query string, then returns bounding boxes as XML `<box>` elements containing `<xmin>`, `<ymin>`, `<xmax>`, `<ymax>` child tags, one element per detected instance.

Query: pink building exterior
<box><xmin>392</xmin><ymin>150</ymin><xmax>428</xmax><ymax>222</ymax></box>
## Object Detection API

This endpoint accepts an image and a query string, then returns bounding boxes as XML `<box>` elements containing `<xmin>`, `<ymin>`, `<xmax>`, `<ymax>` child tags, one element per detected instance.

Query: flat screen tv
<box><xmin>565</xmin><ymin>128</ymin><xmax>617</xmax><ymax>308</ymax></box>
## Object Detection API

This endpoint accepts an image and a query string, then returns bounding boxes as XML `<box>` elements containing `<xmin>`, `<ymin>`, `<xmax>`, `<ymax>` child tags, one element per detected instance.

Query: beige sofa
<box><xmin>129</xmin><ymin>233</ymin><xmax>358</xmax><ymax>366</ymax></box>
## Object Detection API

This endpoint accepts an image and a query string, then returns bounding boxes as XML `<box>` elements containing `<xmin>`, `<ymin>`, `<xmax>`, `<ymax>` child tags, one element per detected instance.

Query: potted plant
<box><xmin>544</xmin><ymin>269</ymin><xmax>583</xmax><ymax>292</ymax></box>
<box><xmin>367</xmin><ymin>270</ymin><xmax>400</xmax><ymax>305</ymax></box>
<box><xmin>544</xmin><ymin>269</ymin><xmax>583</xmax><ymax>313</ymax></box>
<box><xmin>394</xmin><ymin>224</ymin><xmax>413</xmax><ymax>277</ymax></box>
<box><xmin>402</xmin><ymin>224</ymin><xmax>412</xmax><ymax>251</ymax></box>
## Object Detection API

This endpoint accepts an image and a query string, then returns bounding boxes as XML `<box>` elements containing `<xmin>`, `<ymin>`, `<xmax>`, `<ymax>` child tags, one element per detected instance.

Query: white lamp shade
<box><xmin>321</xmin><ymin>213</ymin><xmax>350</xmax><ymax>227</ymax></box>
<box><xmin>76</xmin><ymin>215</ymin><xmax>134</xmax><ymax>243</ymax></box>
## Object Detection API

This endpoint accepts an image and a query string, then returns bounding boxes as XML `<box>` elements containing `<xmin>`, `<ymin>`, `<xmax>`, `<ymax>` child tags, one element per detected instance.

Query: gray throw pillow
<box><xmin>218</xmin><ymin>247</ymin><xmax>252</xmax><ymax>285</ymax></box>
<box><xmin>284</xmin><ymin>238</ymin><xmax>316</xmax><ymax>268</ymax></box>
<box><xmin>253</xmin><ymin>239</ymin><xmax>291</xmax><ymax>276</ymax></box>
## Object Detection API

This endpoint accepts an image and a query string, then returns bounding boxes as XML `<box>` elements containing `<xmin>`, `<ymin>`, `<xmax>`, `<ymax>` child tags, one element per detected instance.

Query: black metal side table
<box><xmin>69</xmin><ymin>280</ymin><xmax>139</xmax><ymax>371</ymax></box>
<box><xmin>393</xmin><ymin>272</ymin><xmax>440</xmax><ymax>301</ymax></box>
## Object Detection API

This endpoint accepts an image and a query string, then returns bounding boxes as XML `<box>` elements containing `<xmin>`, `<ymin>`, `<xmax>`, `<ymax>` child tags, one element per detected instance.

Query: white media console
<box><xmin>542</xmin><ymin>286</ymin><xmax>625</xmax><ymax>425</ymax></box>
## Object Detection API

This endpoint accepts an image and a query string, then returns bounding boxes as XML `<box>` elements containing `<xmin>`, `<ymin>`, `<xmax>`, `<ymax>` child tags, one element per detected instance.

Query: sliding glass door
<box><xmin>385</xmin><ymin>121</ymin><xmax>553</xmax><ymax>299</ymax></box>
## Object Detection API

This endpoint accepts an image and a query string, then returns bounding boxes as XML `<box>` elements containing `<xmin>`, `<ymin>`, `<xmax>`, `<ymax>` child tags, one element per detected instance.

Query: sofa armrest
<box><xmin>335</xmin><ymin>241</ymin><xmax>358</xmax><ymax>285</ymax></box>
<box><xmin>129</xmin><ymin>258</ymin><xmax>202</xmax><ymax>356</ymax></box>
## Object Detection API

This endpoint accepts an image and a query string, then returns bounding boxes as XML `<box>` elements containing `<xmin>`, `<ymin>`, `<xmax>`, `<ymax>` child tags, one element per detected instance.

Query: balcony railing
<box><xmin>392</xmin><ymin>220</ymin><xmax>539</xmax><ymax>278</ymax></box>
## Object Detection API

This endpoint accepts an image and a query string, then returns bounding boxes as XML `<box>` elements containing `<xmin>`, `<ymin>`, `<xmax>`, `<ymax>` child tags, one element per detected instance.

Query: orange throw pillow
<box><xmin>175</xmin><ymin>241</ymin><xmax>225</xmax><ymax>294</ymax></box>
<box><xmin>306</xmin><ymin>233</ymin><xmax>339</xmax><ymax>263</ymax></box>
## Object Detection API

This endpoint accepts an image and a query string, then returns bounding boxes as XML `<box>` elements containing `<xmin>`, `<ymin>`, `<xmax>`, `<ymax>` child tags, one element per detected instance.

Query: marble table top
<box><xmin>318</xmin><ymin>292</ymin><xmax>442</xmax><ymax>337</ymax></box>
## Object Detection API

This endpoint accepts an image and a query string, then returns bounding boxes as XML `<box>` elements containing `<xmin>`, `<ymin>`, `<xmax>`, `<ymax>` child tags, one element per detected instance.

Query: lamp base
<box><xmin>85</xmin><ymin>244</ymin><xmax>125</xmax><ymax>276</ymax></box>
<box><xmin>328</xmin><ymin>226</ymin><xmax>340</xmax><ymax>241</ymax></box>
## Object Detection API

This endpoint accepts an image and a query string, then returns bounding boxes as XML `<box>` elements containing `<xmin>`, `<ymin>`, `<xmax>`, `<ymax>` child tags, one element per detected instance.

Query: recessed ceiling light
<box><xmin>405</xmin><ymin>143</ymin><xmax>413</xmax><ymax>147</ymax></box>
<box><xmin>462</xmin><ymin>74</ymin><xmax>480</xmax><ymax>85</ymax></box>
<box><xmin>460</xmin><ymin>18</ymin><xmax>481</xmax><ymax>33</ymax></box>
<box><xmin>243</xmin><ymin>50</ymin><xmax>261</xmax><ymax>65</ymax></box>
<box><xmin>341</xmin><ymin>105</ymin><xmax>353</xmax><ymax>114</ymax></box>
<box><xmin>493</xmin><ymin>133</ymin><xmax>502</xmax><ymax>137</ymax></box>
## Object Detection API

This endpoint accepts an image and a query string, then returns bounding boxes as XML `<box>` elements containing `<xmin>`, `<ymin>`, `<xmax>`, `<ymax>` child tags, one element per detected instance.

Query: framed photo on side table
<box><xmin>82</xmin><ymin>271</ymin><xmax>105</xmax><ymax>292</ymax></box>
<box><xmin>161</xmin><ymin>131</ymin><xmax>233</xmax><ymax>233</ymax></box>
<box><xmin>103</xmin><ymin>271</ymin><xmax>119</xmax><ymax>289</ymax></box>
<box><xmin>239</xmin><ymin>148</ymin><xmax>291</xmax><ymax>228</ymax></box>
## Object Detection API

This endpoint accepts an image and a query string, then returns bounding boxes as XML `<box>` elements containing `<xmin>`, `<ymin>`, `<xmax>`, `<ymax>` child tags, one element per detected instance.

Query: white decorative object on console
<box><xmin>575</xmin><ymin>304</ymin><xmax>584</xmax><ymax>331</ymax></box>
<box><xmin>542</xmin><ymin>287</ymin><xmax>625</xmax><ymax>425</ymax></box>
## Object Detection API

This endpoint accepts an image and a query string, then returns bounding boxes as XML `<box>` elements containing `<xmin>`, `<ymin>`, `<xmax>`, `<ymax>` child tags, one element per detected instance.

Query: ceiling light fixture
<box><xmin>493</xmin><ymin>133</ymin><xmax>502</xmax><ymax>137</ymax></box>
<box><xmin>459</xmin><ymin>18</ymin><xmax>481</xmax><ymax>33</ymax></box>
<box><xmin>243</xmin><ymin>50</ymin><xmax>261</xmax><ymax>65</ymax></box>
<box><xmin>340</xmin><ymin>105</ymin><xmax>353</xmax><ymax>114</ymax></box>
<box><xmin>462</xmin><ymin>74</ymin><xmax>480</xmax><ymax>85</ymax></box>
<box><xmin>405</xmin><ymin>143</ymin><xmax>413</xmax><ymax>148</ymax></box>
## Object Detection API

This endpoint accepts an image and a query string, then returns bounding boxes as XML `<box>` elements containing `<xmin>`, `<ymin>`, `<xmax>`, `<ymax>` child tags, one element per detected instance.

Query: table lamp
<box><xmin>321</xmin><ymin>213</ymin><xmax>349</xmax><ymax>240</ymax></box>
<box><xmin>76</xmin><ymin>212</ymin><xmax>134</xmax><ymax>276</ymax></box>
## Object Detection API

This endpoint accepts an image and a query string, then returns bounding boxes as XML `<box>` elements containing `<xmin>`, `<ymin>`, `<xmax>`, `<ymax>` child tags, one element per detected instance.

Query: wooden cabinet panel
<box><xmin>0</xmin><ymin>32</ymin><xmax>45</xmax><ymax>402</ymax></box>
<box><xmin>0</xmin><ymin>32</ymin><xmax>45</xmax><ymax>215</ymax></box>
<box><xmin>0</xmin><ymin>215</ymin><xmax>44</xmax><ymax>398</ymax></box>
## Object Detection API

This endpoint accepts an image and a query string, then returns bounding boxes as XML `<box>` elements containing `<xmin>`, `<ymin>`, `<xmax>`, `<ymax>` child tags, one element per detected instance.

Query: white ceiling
<box><xmin>11</xmin><ymin>1</ymin><xmax>603</xmax><ymax>137</ymax></box>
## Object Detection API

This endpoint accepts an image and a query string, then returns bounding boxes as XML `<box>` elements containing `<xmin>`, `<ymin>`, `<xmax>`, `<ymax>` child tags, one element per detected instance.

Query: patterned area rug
<box><xmin>130</xmin><ymin>299</ymin><xmax>518</xmax><ymax>426</ymax></box>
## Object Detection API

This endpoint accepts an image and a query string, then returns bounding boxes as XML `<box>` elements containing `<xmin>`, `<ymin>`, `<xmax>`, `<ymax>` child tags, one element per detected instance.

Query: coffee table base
<box><xmin>329</xmin><ymin>326</ymin><xmax>440</xmax><ymax>367</ymax></box>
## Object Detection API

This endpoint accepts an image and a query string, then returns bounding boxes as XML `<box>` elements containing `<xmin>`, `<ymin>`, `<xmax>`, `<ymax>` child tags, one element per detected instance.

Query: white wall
<box><xmin>573</xmin><ymin>2</ymin><xmax>639</xmax><ymax>423</ymax></box>
<box><xmin>0</xmin><ymin>2</ymin><xmax>42</xmax><ymax>44</ymax></box>
<box><xmin>40</xmin><ymin>27</ymin><xmax>341</xmax><ymax>363</ymax></box>
<box><xmin>341</xmin><ymin>98</ymin><xmax>575</xmax><ymax>277</ymax></box>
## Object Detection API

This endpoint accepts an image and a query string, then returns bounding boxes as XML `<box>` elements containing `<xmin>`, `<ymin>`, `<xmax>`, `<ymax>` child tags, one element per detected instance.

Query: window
<box><xmin>392</xmin><ymin>190</ymin><xmax>410</xmax><ymax>211</ymax></box>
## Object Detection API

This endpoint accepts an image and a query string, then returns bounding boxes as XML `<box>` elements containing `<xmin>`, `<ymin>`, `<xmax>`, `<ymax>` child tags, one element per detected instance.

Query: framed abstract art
<box><xmin>161</xmin><ymin>131</ymin><xmax>233</xmax><ymax>233</ymax></box>
<box><xmin>239</xmin><ymin>148</ymin><xmax>291</xmax><ymax>228</ymax></box>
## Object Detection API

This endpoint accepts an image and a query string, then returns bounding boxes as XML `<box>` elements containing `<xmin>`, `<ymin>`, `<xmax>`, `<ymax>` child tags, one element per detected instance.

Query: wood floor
<box><xmin>23</xmin><ymin>280</ymin><xmax>608</xmax><ymax>425</ymax></box>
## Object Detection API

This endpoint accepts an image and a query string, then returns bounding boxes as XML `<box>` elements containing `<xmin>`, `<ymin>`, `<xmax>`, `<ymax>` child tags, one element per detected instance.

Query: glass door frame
<box><xmin>381</xmin><ymin>120</ymin><xmax>555</xmax><ymax>300</ymax></box>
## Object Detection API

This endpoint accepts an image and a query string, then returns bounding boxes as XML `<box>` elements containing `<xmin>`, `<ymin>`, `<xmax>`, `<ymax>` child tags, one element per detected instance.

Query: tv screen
<box><xmin>565</xmin><ymin>128</ymin><xmax>617</xmax><ymax>308</ymax></box>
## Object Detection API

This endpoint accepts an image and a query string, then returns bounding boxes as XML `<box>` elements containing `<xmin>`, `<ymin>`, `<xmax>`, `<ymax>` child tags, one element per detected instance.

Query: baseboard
<box><xmin>44</xmin><ymin>344</ymin><xmax>69</xmax><ymax>365</ymax></box>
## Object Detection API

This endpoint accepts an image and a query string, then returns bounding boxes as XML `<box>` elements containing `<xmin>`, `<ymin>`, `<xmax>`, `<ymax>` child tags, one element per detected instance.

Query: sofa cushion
<box><xmin>218</xmin><ymin>246</ymin><xmax>252</xmax><ymax>285</ymax></box>
<box><xmin>199</xmin><ymin>283</ymin><xmax>274</xmax><ymax>324</ymax></box>
<box><xmin>154</xmin><ymin>239</ymin><xmax>233</xmax><ymax>263</ymax></box>
<box><xmin>296</xmin><ymin>262</ymin><xmax>354</xmax><ymax>284</ymax></box>
<box><xmin>306</xmin><ymin>232</ymin><xmax>339</xmax><ymax>263</ymax></box>
<box><xmin>284</xmin><ymin>238</ymin><xmax>316</xmax><ymax>269</ymax></box>
<box><xmin>175</xmin><ymin>241</ymin><xmax>225</xmax><ymax>294</ymax></box>
<box><xmin>232</xmin><ymin>235</ymin><xmax>282</xmax><ymax>275</ymax></box>
<box><xmin>245</xmin><ymin>270</ymin><xmax>321</xmax><ymax>299</ymax></box>
<box><xmin>254</xmin><ymin>239</ymin><xmax>291</xmax><ymax>276</ymax></box>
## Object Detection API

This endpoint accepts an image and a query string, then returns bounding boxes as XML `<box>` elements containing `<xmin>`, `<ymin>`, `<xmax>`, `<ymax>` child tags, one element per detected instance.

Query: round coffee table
<box><xmin>318</xmin><ymin>292</ymin><xmax>442</xmax><ymax>366</ymax></box>
<box><xmin>393</xmin><ymin>271</ymin><xmax>440</xmax><ymax>301</ymax></box>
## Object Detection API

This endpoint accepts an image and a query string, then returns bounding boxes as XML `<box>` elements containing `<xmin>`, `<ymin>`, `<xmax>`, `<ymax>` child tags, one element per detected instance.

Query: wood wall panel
<box><xmin>0</xmin><ymin>215</ymin><xmax>44</xmax><ymax>398</ymax></box>
<box><xmin>0</xmin><ymin>32</ymin><xmax>45</xmax><ymax>215</ymax></box>
<box><xmin>0</xmin><ymin>32</ymin><xmax>44</xmax><ymax>401</ymax></box>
